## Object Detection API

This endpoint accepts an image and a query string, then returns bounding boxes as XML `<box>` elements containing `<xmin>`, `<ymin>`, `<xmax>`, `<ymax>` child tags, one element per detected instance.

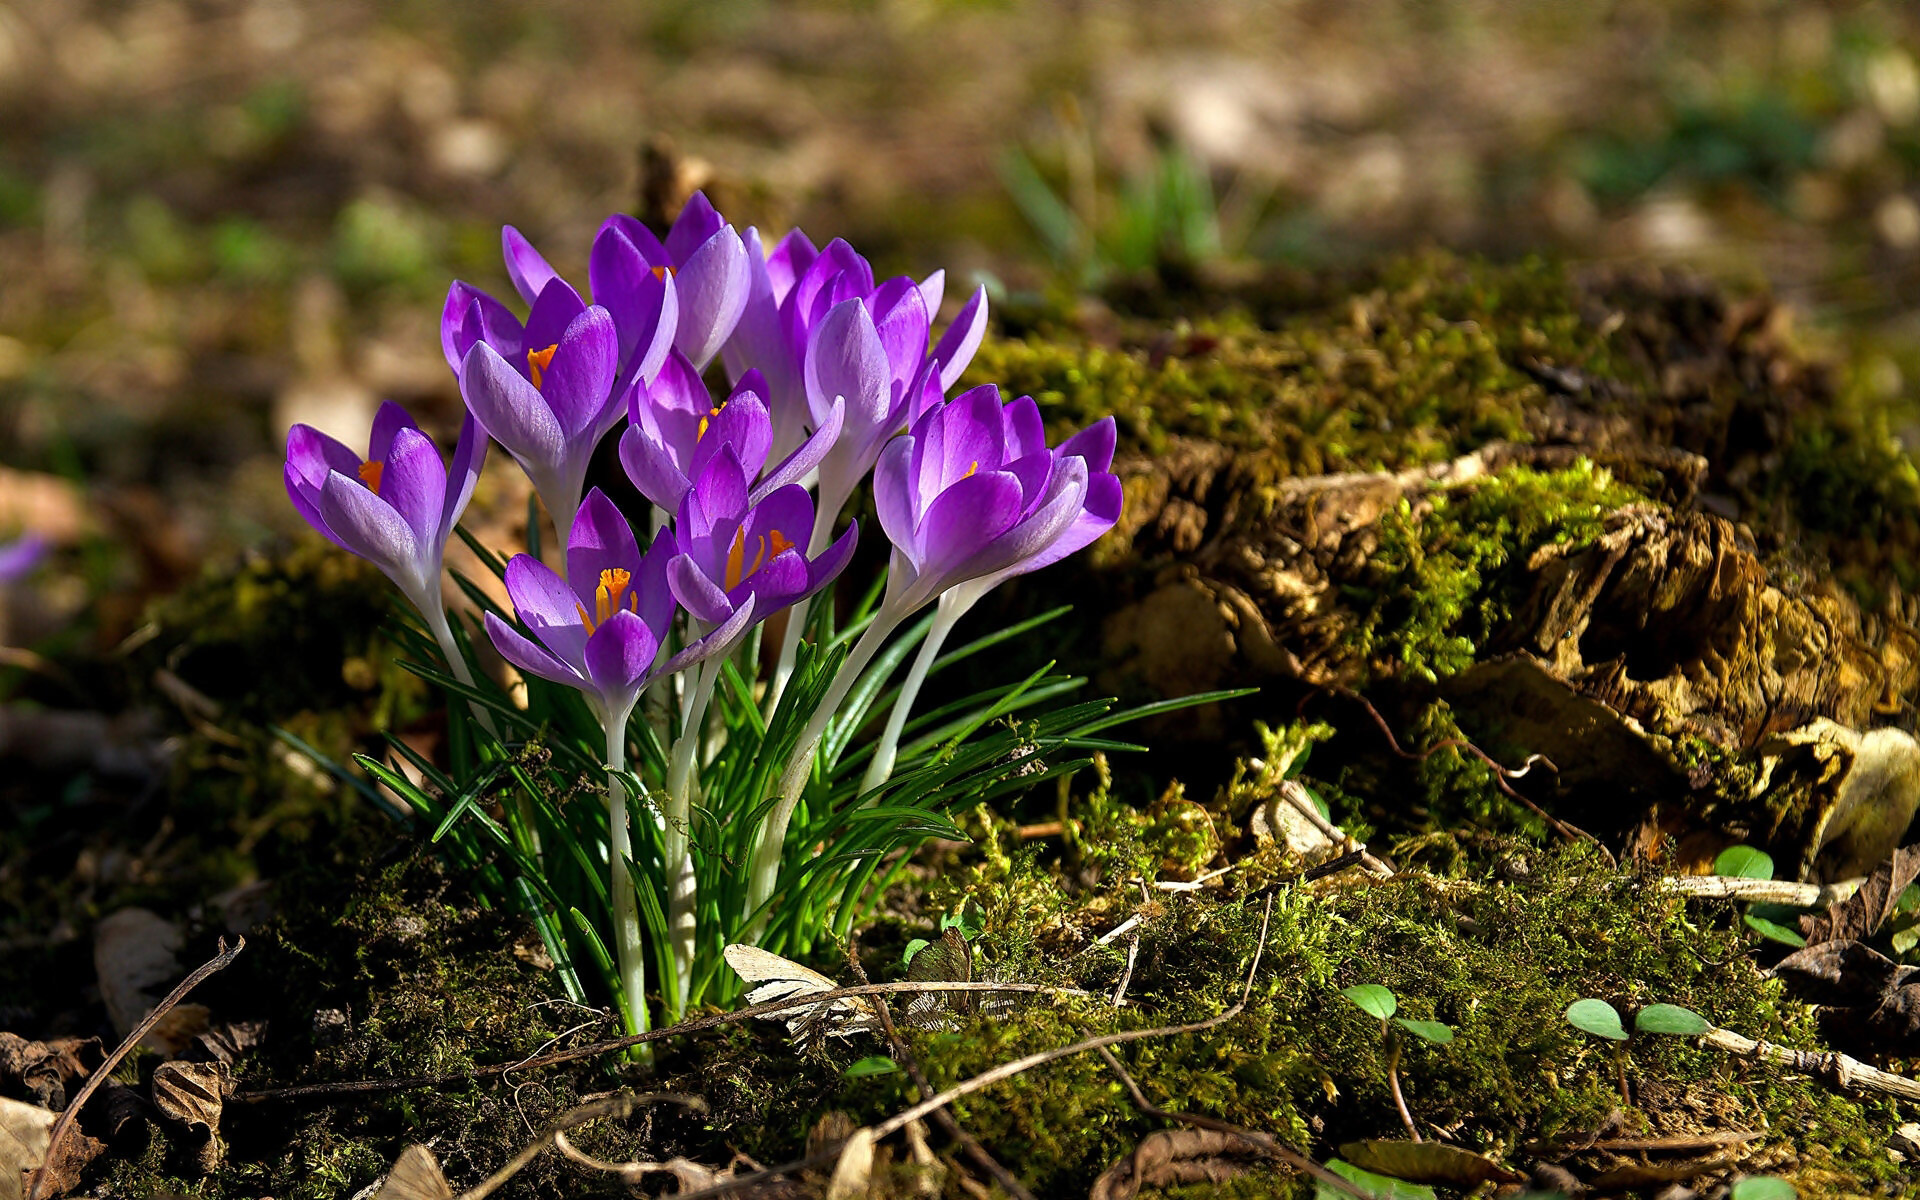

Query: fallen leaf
<box><xmin>93</xmin><ymin>909</ymin><xmax>208</xmax><ymax>1054</ymax></box>
<box><xmin>374</xmin><ymin>1145</ymin><xmax>454</xmax><ymax>1200</ymax></box>
<box><xmin>150</xmin><ymin>1061</ymin><xmax>227</xmax><ymax>1175</ymax></box>
<box><xmin>188</xmin><ymin>1020</ymin><xmax>267</xmax><ymax>1065</ymax></box>
<box><xmin>1090</xmin><ymin>1130</ymin><xmax>1268</xmax><ymax>1200</ymax></box>
<box><xmin>0</xmin><ymin>1034</ymin><xmax>102</xmax><ymax>1111</ymax></box>
<box><xmin>1337</xmin><ymin>1139</ymin><xmax>1525</xmax><ymax>1186</ymax></box>
<box><xmin>1771</xmin><ymin>940</ymin><xmax>1913</xmax><ymax>1006</ymax></box>
<box><xmin>824</xmin><ymin>1127</ymin><xmax>874</xmax><ymax>1200</ymax></box>
<box><xmin>0</xmin><ymin>1097</ymin><xmax>53</xmax><ymax>1200</ymax></box>
<box><xmin>1801</xmin><ymin>845</ymin><xmax>1920</xmax><ymax>945</ymax></box>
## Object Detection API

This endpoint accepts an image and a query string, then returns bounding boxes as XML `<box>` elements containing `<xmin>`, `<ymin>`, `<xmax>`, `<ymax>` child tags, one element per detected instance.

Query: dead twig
<box><xmin>1277</xmin><ymin>780</ymin><xmax>1396</xmax><ymax>879</ymax></box>
<box><xmin>1662</xmin><ymin>876</ymin><xmax>1862</xmax><ymax>907</ymax></box>
<box><xmin>1095</xmin><ymin>1045</ymin><xmax>1371</xmax><ymax>1199</ymax></box>
<box><xmin>28</xmin><ymin>936</ymin><xmax>245</xmax><ymax>1200</ymax></box>
<box><xmin>851</xmin><ymin>941</ymin><xmax>1036</xmax><ymax>1200</ymax></box>
<box><xmin>1703</xmin><ymin>1026</ymin><xmax>1920</xmax><ymax>1103</ymax></box>
<box><xmin>234</xmin><ymin>979</ymin><xmax>1099</xmax><ymax>1105</ymax></box>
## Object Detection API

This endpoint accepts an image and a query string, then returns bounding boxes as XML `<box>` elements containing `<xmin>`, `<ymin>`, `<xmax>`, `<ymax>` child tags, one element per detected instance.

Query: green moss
<box><xmin>1349</xmin><ymin>462</ymin><xmax>1642</xmax><ymax>682</ymax></box>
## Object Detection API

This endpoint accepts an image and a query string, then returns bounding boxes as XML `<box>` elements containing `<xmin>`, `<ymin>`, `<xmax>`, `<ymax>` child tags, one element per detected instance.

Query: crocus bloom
<box><xmin>618</xmin><ymin>353</ymin><xmax>845</xmax><ymax>514</ymax></box>
<box><xmin>726</xmin><ymin>232</ymin><xmax>986</xmax><ymax>465</ymax></box>
<box><xmin>459</xmin><ymin>304</ymin><xmax>620</xmax><ymax>545</ymax></box>
<box><xmin>873</xmin><ymin>384</ymin><xmax>1119</xmax><ymax>611</ymax></box>
<box><xmin>284</xmin><ymin>401</ymin><xmax>486</xmax><ymax>618</ymax></box>
<box><xmin>590</xmin><ymin>193</ymin><xmax>749</xmax><ymax>375</ymax></box>
<box><xmin>665</xmin><ymin>448</ymin><xmax>856</xmax><ymax>635</ymax></box>
<box><xmin>484</xmin><ymin>489</ymin><xmax>753</xmax><ymax>721</ymax></box>
<box><xmin>0</xmin><ymin>534</ymin><xmax>47</xmax><ymax>584</ymax></box>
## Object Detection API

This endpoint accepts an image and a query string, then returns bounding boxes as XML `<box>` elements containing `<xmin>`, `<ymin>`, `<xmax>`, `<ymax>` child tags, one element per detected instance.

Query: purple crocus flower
<box><xmin>872</xmin><ymin>384</ymin><xmax>1120</xmax><ymax>611</ymax></box>
<box><xmin>0</xmin><ymin>534</ymin><xmax>47</xmax><ymax>584</ymax></box>
<box><xmin>664</xmin><ymin>448</ymin><xmax>856</xmax><ymax>635</ymax></box>
<box><xmin>284</xmin><ymin>401</ymin><xmax>487</xmax><ymax>618</ymax></box>
<box><xmin>459</xmin><ymin>304</ymin><xmax>621</xmax><ymax>546</ymax></box>
<box><xmin>484</xmin><ymin>489</ymin><xmax>754</xmax><ymax>721</ymax></box>
<box><xmin>725</xmin><ymin>231</ymin><xmax>987</xmax><ymax>466</ymax></box>
<box><xmin>590</xmin><ymin>192</ymin><xmax>749</xmax><ymax>375</ymax></box>
<box><xmin>617</xmin><ymin>352</ymin><xmax>845</xmax><ymax>514</ymax></box>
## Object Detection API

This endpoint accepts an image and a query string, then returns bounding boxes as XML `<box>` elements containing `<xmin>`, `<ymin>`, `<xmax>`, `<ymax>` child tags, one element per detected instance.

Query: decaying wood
<box><xmin>1702</xmin><ymin>1026</ymin><xmax>1920</xmax><ymax>1102</ymax></box>
<box><xmin>1661</xmin><ymin>875</ymin><xmax>1862</xmax><ymax>906</ymax></box>
<box><xmin>1088</xmin><ymin>1129</ymin><xmax>1261</xmax><ymax>1200</ymax></box>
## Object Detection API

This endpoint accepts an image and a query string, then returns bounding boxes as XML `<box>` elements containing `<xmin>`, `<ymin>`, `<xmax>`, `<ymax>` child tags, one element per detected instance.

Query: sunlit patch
<box><xmin>724</xmin><ymin>526</ymin><xmax>796</xmax><ymax>591</ymax></box>
<box><xmin>575</xmin><ymin>567</ymin><xmax>637</xmax><ymax>634</ymax></box>
<box><xmin>357</xmin><ymin>460</ymin><xmax>384</xmax><ymax>494</ymax></box>
<box><xmin>527</xmin><ymin>343</ymin><xmax>560</xmax><ymax>390</ymax></box>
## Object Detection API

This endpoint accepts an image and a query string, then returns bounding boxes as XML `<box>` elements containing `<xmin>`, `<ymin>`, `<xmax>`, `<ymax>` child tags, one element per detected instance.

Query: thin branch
<box><xmin>1095</xmin><ymin>1045</ymin><xmax>1374</xmax><ymax>1199</ymax></box>
<box><xmin>1277</xmin><ymin>780</ymin><xmax>1395</xmax><ymax>879</ymax></box>
<box><xmin>28</xmin><ymin>936</ymin><xmax>244</xmax><ymax>1200</ymax></box>
<box><xmin>1703</xmin><ymin>1026</ymin><xmax>1920</xmax><ymax>1103</ymax></box>
<box><xmin>1661</xmin><ymin>876</ymin><xmax>1862</xmax><ymax>907</ymax></box>
<box><xmin>234</xmin><ymin>980</ymin><xmax>1099</xmax><ymax>1105</ymax></box>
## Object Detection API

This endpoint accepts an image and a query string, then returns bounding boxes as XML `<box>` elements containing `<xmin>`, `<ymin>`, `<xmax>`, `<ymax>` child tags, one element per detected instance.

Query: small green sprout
<box><xmin>1565</xmin><ymin>998</ymin><xmax>1710</xmax><ymax>1102</ymax></box>
<box><xmin>1713</xmin><ymin>844</ymin><xmax>1809</xmax><ymax>947</ymax></box>
<box><xmin>1729</xmin><ymin>1177</ymin><xmax>1798</xmax><ymax>1200</ymax></box>
<box><xmin>1340</xmin><ymin>983</ymin><xmax>1454</xmax><ymax>1143</ymax></box>
<box><xmin>842</xmin><ymin>1055</ymin><xmax>900</xmax><ymax>1079</ymax></box>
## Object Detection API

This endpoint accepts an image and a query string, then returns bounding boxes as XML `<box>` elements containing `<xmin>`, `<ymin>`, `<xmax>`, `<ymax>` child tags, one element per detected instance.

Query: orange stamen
<box><xmin>724</xmin><ymin>528</ymin><xmax>795</xmax><ymax>591</ymax></box>
<box><xmin>357</xmin><ymin>460</ymin><xmax>384</xmax><ymax>494</ymax></box>
<box><xmin>963</xmin><ymin>460</ymin><xmax>979</xmax><ymax>479</ymax></box>
<box><xmin>696</xmin><ymin>404</ymin><xmax>723</xmax><ymax>442</ymax></box>
<box><xmin>527</xmin><ymin>343</ymin><xmax>559</xmax><ymax>390</ymax></box>
<box><xmin>575</xmin><ymin>567</ymin><xmax>634</xmax><ymax>634</ymax></box>
<box><xmin>650</xmin><ymin>265</ymin><xmax>675</xmax><ymax>281</ymax></box>
<box><xmin>725</xmin><ymin>527</ymin><xmax>748</xmax><ymax>591</ymax></box>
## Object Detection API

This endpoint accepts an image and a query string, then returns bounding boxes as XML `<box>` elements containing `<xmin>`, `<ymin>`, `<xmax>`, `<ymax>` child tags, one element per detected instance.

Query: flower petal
<box><xmin>504</xmin><ymin>553</ymin><xmax>588</xmax><ymax>670</ymax></box>
<box><xmin>441</xmin><ymin>283</ymin><xmax>522</xmax><ymax>375</ymax></box>
<box><xmin>441</xmin><ymin>413</ymin><xmax>489</xmax><ymax>540</ymax></box>
<box><xmin>521</xmin><ymin>277</ymin><xmax>589</xmax><ymax>371</ymax></box>
<box><xmin>690</xmin><ymin>380</ymin><xmax>772</xmax><ymax>484</ymax></box>
<box><xmin>566</xmin><ymin>488</ymin><xmax>643</xmax><ymax>604</ymax></box>
<box><xmin>665</xmin><ymin>191</ymin><xmax>726</xmax><ymax>265</ymax></box>
<box><xmin>502</xmin><ymin>225</ymin><xmax>559</xmax><ymax>307</ymax></box>
<box><xmin>918</xmin><ymin>269</ymin><xmax>945</xmax><ymax>322</ymax></box>
<box><xmin>933</xmin><ymin>286</ymin><xmax>989</xmax><ymax>393</ymax></box>
<box><xmin>869</xmin><ymin>276</ymin><xmax>930</xmax><ymax>388</ymax></box>
<box><xmin>486</xmin><ymin>611</ymin><xmax>581</xmax><ymax>690</ymax></box>
<box><xmin>319</xmin><ymin>470</ymin><xmax>427</xmax><ymax>599</ymax></box>
<box><xmin>379</xmin><ymin>426</ymin><xmax>448</xmax><ymax>549</ymax></box>
<box><xmin>872</xmin><ymin>433</ymin><xmax>919</xmax><ymax>561</ymax></box>
<box><xmin>367</xmin><ymin>401</ymin><xmax>418</xmax><ymax>464</ymax></box>
<box><xmin>751</xmin><ymin>394</ymin><xmax>840</xmax><ymax>505</ymax></box>
<box><xmin>805</xmin><ymin>520</ymin><xmax>858</xmax><ymax>596</ymax></box>
<box><xmin>663</xmin><ymin>592</ymin><xmax>758</xmax><ymax>674</ymax></box>
<box><xmin>673</xmin><ymin>225</ymin><xmax>751</xmax><ymax>371</ymax></box>
<box><xmin>1057</xmin><ymin>416</ymin><xmax>1118</xmax><ymax>473</ymax></box>
<box><xmin>634</xmin><ymin>525</ymin><xmax>677</xmax><ymax>636</ymax></box>
<box><xmin>461</xmin><ymin>342</ymin><xmax>566</xmax><ymax>472</ymax></box>
<box><xmin>804</xmin><ymin>298</ymin><xmax>890</xmax><ymax>430</ymax></box>
<box><xmin>1004</xmin><ymin>395</ymin><xmax>1047</xmax><ymax>461</ymax></box>
<box><xmin>591</xmin><ymin>222</ymin><xmax>679</xmax><ymax>388</ymax></box>
<box><xmin>583</xmin><ymin>609</ymin><xmax>661</xmax><ymax>713</ymax></box>
<box><xmin>666</xmin><ymin>552</ymin><xmax>733</xmax><ymax>625</ymax></box>
<box><xmin>285</xmin><ymin>424</ymin><xmax>363</xmax><ymax>493</ymax></box>
<box><xmin>540</xmin><ymin>305</ymin><xmax>620</xmax><ymax>440</ymax></box>
<box><xmin>618</xmin><ymin>424</ymin><xmax>691</xmax><ymax>511</ymax></box>
<box><xmin>915</xmin><ymin>468</ymin><xmax>1025</xmax><ymax>586</ymax></box>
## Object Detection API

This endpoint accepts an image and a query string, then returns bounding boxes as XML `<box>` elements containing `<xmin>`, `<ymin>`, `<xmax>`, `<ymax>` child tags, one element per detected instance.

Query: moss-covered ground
<box><xmin>8</xmin><ymin>254</ymin><xmax>1918</xmax><ymax>1198</ymax></box>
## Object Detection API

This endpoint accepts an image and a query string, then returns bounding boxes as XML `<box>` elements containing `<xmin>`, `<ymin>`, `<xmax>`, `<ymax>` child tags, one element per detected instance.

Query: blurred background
<box><xmin>2</xmin><ymin>0</ymin><xmax>1919</xmax><ymax>648</ymax></box>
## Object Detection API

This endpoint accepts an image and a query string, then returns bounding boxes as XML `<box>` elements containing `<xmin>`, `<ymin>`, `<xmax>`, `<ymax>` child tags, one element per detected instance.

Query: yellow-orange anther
<box><xmin>650</xmin><ymin>265</ymin><xmax>675</xmax><ymax>281</ymax></box>
<box><xmin>723</xmin><ymin>527</ymin><xmax>796</xmax><ymax>591</ymax></box>
<box><xmin>963</xmin><ymin>460</ymin><xmax>979</xmax><ymax>479</ymax></box>
<box><xmin>357</xmin><ymin>460</ymin><xmax>384</xmax><ymax>494</ymax></box>
<box><xmin>527</xmin><ymin>343</ymin><xmax>560</xmax><ymax>390</ymax></box>
<box><xmin>574</xmin><ymin>567</ymin><xmax>635</xmax><ymax>634</ymax></box>
<box><xmin>696</xmin><ymin>404</ymin><xmax>724</xmax><ymax>442</ymax></box>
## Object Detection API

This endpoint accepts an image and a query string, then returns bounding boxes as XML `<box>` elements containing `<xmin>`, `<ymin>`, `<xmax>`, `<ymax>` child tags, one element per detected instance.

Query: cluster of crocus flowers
<box><xmin>283</xmin><ymin>192</ymin><xmax>1119</xmax><ymax>1037</ymax></box>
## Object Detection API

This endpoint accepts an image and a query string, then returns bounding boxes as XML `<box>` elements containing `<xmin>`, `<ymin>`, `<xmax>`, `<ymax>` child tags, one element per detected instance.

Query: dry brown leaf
<box><xmin>93</xmin><ymin>909</ymin><xmax>209</xmax><ymax>1053</ymax></box>
<box><xmin>1801</xmin><ymin>844</ymin><xmax>1920</xmax><ymax>945</ymax></box>
<box><xmin>189</xmin><ymin>1020</ymin><xmax>267</xmax><ymax>1066</ymax></box>
<box><xmin>0</xmin><ymin>1097</ymin><xmax>53</xmax><ymax>1200</ymax></box>
<box><xmin>824</xmin><ymin>1127</ymin><xmax>875</xmax><ymax>1200</ymax></box>
<box><xmin>0</xmin><ymin>1034</ymin><xmax>102</xmax><ymax>1111</ymax></box>
<box><xmin>1338</xmin><ymin>1139</ymin><xmax>1525</xmax><ymax>1186</ymax></box>
<box><xmin>1089</xmin><ymin>1130</ymin><xmax>1264</xmax><ymax>1200</ymax></box>
<box><xmin>374</xmin><ymin>1145</ymin><xmax>454</xmax><ymax>1200</ymax></box>
<box><xmin>150</xmin><ymin>1061</ymin><xmax>228</xmax><ymax>1175</ymax></box>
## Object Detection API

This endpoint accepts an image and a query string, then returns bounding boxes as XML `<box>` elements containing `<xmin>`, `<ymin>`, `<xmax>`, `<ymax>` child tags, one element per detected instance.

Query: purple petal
<box><xmin>686</xmin><ymin>447</ymin><xmax>750</xmax><ymax>534</ymax></box>
<box><xmin>504</xmin><ymin>553</ymin><xmax>589</xmax><ymax>670</ymax></box>
<box><xmin>916</xmin><ymin>469</ymin><xmax>1025</xmax><ymax>583</ymax></box>
<box><xmin>539</xmin><ymin>306</ymin><xmax>620</xmax><ymax>440</ymax></box>
<box><xmin>805</xmin><ymin>520</ymin><xmax>858</xmax><ymax>596</ymax></box>
<box><xmin>663</xmin><ymin>592</ymin><xmax>758</xmax><ymax>674</ymax></box>
<box><xmin>1057</xmin><ymin>416</ymin><xmax>1118</xmax><ymax>473</ymax></box>
<box><xmin>0</xmin><ymin>534</ymin><xmax>48</xmax><ymax>584</ymax></box>
<box><xmin>906</xmin><ymin>357</ymin><xmax>945</xmax><ymax>426</ymax></box>
<box><xmin>619</xmin><ymin>425</ymin><xmax>692</xmax><ymax>511</ymax></box>
<box><xmin>319</xmin><ymin>470</ymin><xmax>426</xmax><ymax>592</ymax></box>
<box><xmin>918</xmin><ymin>270</ymin><xmax>945</xmax><ymax>322</ymax></box>
<box><xmin>634</xmin><ymin>526</ymin><xmax>677</xmax><ymax>636</ymax></box>
<box><xmin>285</xmin><ymin>424</ymin><xmax>363</xmax><ymax>493</ymax></box>
<box><xmin>665</xmin><ymin>191</ymin><xmax>725</xmax><ymax>266</ymax></box>
<box><xmin>917</xmin><ymin>386</ymin><xmax>1005</xmax><ymax>510</ymax></box>
<box><xmin>441</xmin><ymin>283</ymin><xmax>523</xmax><ymax>375</ymax></box>
<box><xmin>751</xmin><ymin>395</ymin><xmax>840</xmax><ymax>505</ymax></box>
<box><xmin>461</xmin><ymin>342</ymin><xmax>566</xmax><ymax>471</ymax></box>
<box><xmin>522</xmin><ymin>278</ymin><xmax>589</xmax><ymax>372</ymax></box>
<box><xmin>933</xmin><ymin>286</ymin><xmax>989</xmax><ymax>393</ymax></box>
<box><xmin>285</xmin><ymin>462</ymin><xmax>349</xmax><ymax>551</ymax></box>
<box><xmin>736</xmin><ymin>549</ymin><xmax>808</xmax><ymax>612</ymax></box>
<box><xmin>502</xmin><ymin>225</ymin><xmax>559</xmax><ymax>307</ymax></box>
<box><xmin>673</xmin><ymin>226</ymin><xmax>751</xmax><ymax>371</ymax></box>
<box><xmin>583</xmin><ymin>610</ymin><xmax>661</xmax><ymax>712</ymax></box>
<box><xmin>367</xmin><ymin>401</ymin><xmax>418</xmax><ymax>464</ymax></box>
<box><xmin>566</xmin><ymin>488</ymin><xmax>642</xmax><ymax>604</ymax></box>
<box><xmin>966</xmin><ymin>457</ymin><xmax>1089</xmax><ymax>580</ymax></box>
<box><xmin>1004</xmin><ymin>395</ymin><xmax>1047</xmax><ymax>461</ymax></box>
<box><xmin>764</xmin><ymin>228</ymin><xmax>818</xmax><ymax>301</ymax></box>
<box><xmin>441</xmin><ymin>413</ymin><xmax>488</xmax><ymax>540</ymax></box>
<box><xmin>600</xmin><ymin>212</ymin><xmax>668</xmax><ymax>267</ymax></box>
<box><xmin>869</xmin><ymin>277</ymin><xmax>930</xmax><ymax>387</ymax></box>
<box><xmin>379</xmin><ymin>426</ymin><xmax>448</xmax><ymax>549</ymax></box>
<box><xmin>667</xmin><ymin>553</ymin><xmax>733</xmax><ymax>625</ymax></box>
<box><xmin>591</xmin><ymin>224</ymin><xmax>680</xmax><ymax>388</ymax></box>
<box><xmin>1006</xmin><ymin>471</ymin><xmax>1122</xmax><ymax>576</ymax></box>
<box><xmin>871</xmin><ymin>435</ymin><xmax>919</xmax><ymax>556</ymax></box>
<box><xmin>689</xmin><ymin>384</ymin><xmax>772</xmax><ymax>484</ymax></box>
<box><xmin>486</xmin><ymin>610</ymin><xmax>581</xmax><ymax>690</ymax></box>
<box><xmin>804</xmin><ymin>298</ymin><xmax>890</xmax><ymax>430</ymax></box>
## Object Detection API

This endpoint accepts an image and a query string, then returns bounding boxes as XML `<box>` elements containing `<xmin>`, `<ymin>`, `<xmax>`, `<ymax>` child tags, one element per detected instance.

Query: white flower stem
<box><xmin>762</xmin><ymin>483</ymin><xmax>848</xmax><ymax>718</ymax></box>
<box><xmin>603</xmin><ymin>706</ymin><xmax>653</xmax><ymax>1055</ymax></box>
<box><xmin>857</xmin><ymin>589</ymin><xmax>977</xmax><ymax>798</ymax></box>
<box><xmin>662</xmin><ymin>657</ymin><xmax>721</xmax><ymax>1015</ymax></box>
<box><xmin>744</xmin><ymin>602</ymin><xmax>908</xmax><ymax>935</ymax></box>
<box><xmin>419</xmin><ymin>596</ymin><xmax>499</xmax><ymax>739</ymax></box>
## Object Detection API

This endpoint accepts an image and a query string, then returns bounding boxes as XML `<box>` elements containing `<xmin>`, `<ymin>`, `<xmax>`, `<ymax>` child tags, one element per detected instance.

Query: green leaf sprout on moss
<box><xmin>1564</xmin><ymin>998</ymin><xmax>1628</xmax><ymax>1041</ymax></box>
<box><xmin>1634</xmin><ymin>1003</ymin><xmax>1710</xmax><ymax>1036</ymax></box>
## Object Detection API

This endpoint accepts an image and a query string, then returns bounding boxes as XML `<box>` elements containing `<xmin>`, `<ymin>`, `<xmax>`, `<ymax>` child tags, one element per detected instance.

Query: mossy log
<box><xmin>982</xmin><ymin>256</ymin><xmax>1920</xmax><ymax>880</ymax></box>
